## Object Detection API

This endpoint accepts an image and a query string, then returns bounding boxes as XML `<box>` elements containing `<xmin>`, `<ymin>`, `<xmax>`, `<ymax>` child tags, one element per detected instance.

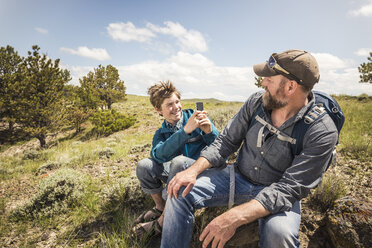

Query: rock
<box><xmin>326</xmin><ymin>197</ymin><xmax>372</xmax><ymax>248</ymax></box>
<box><xmin>194</xmin><ymin>207</ymin><xmax>259</xmax><ymax>248</ymax></box>
<box><xmin>226</xmin><ymin>221</ymin><xmax>259</xmax><ymax>248</ymax></box>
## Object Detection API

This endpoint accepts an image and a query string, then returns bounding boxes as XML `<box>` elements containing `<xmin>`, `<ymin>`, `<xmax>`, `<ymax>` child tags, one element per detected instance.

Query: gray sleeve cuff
<box><xmin>254</xmin><ymin>188</ymin><xmax>293</xmax><ymax>214</ymax></box>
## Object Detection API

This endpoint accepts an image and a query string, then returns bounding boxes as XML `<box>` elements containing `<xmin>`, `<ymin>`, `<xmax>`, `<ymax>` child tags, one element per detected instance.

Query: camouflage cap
<box><xmin>253</xmin><ymin>49</ymin><xmax>320</xmax><ymax>87</ymax></box>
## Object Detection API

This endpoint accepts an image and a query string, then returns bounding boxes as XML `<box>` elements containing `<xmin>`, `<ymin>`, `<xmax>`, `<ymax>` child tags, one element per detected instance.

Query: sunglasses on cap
<box><xmin>268</xmin><ymin>55</ymin><xmax>303</xmax><ymax>84</ymax></box>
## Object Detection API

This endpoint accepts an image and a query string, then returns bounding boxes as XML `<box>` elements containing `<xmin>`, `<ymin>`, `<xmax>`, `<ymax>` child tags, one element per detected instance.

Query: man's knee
<box><xmin>260</xmin><ymin>217</ymin><xmax>299</xmax><ymax>248</ymax></box>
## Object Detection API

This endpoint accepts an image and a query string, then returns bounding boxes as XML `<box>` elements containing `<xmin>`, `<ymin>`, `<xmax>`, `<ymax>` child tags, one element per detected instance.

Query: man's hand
<box><xmin>197</xmin><ymin>111</ymin><xmax>212</xmax><ymax>134</ymax></box>
<box><xmin>199</xmin><ymin>213</ymin><xmax>238</xmax><ymax>248</ymax></box>
<box><xmin>168</xmin><ymin>167</ymin><xmax>198</xmax><ymax>198</ymax></box>
<box><xmin>184</xmin><ymin>111</ymin><xmax>200</xmax><ymax>134</ymax></box>
<box><xmin>167</xmin><ymin>157</ymin><xmax>211</xmax><ymax>199</ymax></box>
<box><xmin>199</xmin><ymin>200</ymin><xmax>270</xmax><ymax>248</ymax></box>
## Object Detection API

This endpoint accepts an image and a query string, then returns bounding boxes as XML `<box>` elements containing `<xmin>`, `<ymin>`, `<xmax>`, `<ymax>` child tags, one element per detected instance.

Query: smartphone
<box><xmin>196</xmin><ymin>102</ymin><xmax>204</xmax><ymax>111</ymax></box>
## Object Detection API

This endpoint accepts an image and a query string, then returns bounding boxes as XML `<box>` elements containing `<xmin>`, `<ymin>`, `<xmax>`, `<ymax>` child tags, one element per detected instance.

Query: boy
<box><xmin>133</xmin><ymin>81</ymin><xmax>219</xmax><ymax>237</ymax></box>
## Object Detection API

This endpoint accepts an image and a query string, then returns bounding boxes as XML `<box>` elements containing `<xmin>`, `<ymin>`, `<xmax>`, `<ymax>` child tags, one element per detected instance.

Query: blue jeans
<box><xmin>161</xmin><ymin>166</ymin><xmax>301</xmax><ymax>248</ymax></box>
<box><xmin>136</xmin><ymin>155</ymin><xmax>196</xmax><ymax>196</ymax></box>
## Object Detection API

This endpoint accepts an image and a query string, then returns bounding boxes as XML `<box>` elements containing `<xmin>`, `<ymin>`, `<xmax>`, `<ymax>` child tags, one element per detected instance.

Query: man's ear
<box><xmin>287</xmin><ymin>80</ymin><xmax>298</xmax><ymax>96</ymax></box>
<box><xmin>155</xmin><ymin>107</ymin><xmax>163</xmax><ymax>116</ymax></box>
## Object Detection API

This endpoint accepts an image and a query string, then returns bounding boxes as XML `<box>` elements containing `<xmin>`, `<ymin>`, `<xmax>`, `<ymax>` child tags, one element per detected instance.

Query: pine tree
<box><xmin>79</xmin><ymin>65</ymin><xmax>126</xmax><ymax>110</ymax></box>
<box><xmin>16</xmin><ymin>45</ymin><xmax>71</xmax><ymax>147</ymax></box>
<box><xmin>0</xmin><ymin>45</ymin><xmax>24</xmax><ymax>132</ymax></box>
<box><xmin>79</xmin><ymin>71</ymin><xmax>101</xmax><ymax>110</ymax></box>
<box><xmin>358</xmin><ymin>52</ymin><xmax>372</xmax><ymax>84</ymax></box>
<box><xmin>254</xmin><ymin>76</ymin><xmax>263</xmax><ymax>88</ymax></box>
<box><xmin>64</xmin><ymin>85</ymin><xmax>93</xmax><ymax>134</ymax></box>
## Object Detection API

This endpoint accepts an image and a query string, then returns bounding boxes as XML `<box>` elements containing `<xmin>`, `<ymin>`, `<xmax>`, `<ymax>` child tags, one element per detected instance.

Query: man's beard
<box><xmin>262</xmin><ymin>87</ymin><xmax>288</xmax><ymax>110</ymax></box>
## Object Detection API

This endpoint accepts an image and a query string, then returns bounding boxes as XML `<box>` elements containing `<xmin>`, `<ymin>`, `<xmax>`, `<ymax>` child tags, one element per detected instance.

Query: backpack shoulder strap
<box><xmin>290</xmin><ymin>103</ymin><xmax>326</xmax><ymax>156</ymax></box>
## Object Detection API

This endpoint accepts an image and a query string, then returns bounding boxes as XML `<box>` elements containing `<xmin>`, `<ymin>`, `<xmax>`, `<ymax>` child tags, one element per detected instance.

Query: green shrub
<box><xmin>23</xmin><ymin>149</ymin><xmax>41</xmax><ymax>160</ymax></box>
<box><xmin>99</xmin><ymin>147</ymin><xmax>115</xmax><ymax>158</ymax></box>
<box><xmin>36</xmin><ymin>161</ymin><xmax>63</xmax><ymax>175</ymax></box>
<box><xmin>90</xmin><ymin>109</ymin><xmax>136</xmax><ymax>136</ymax></box>
<box><xmin>72</xmin><ymin>141</ymin><xmax>83</xmax><ymax>147</ymax></box>
<box><xmin>357</xmin><ymin>93</ymin><xmax>369</xmax><ymax>101</ymax></box>
<box><xmin>10</xmin><ymin>168</ymin><xmax>87</xmax><ymax>220</ymax></box>
<box><xmin>310</xmin><ymin>173</ymin><xmax>347</xmax><ymax>211</ymax></box>
<box><xmin>130</xmin><ymin>143</ymin><xmax>151</xmax><ymax>154</ymax></box>
<box><xmin>100</xmin><ymin>176</ymin><xmax>148</xmax><ymax>212</ymax></box>
<box><xmin>105</xmin><ymin>138</ymin><xmax>118</xmax><ymax>147</ymax></box>
<box><xmin>208</xmin><ymin>106</ymin><xmax>240</xmax><ymax>132</ymax></box>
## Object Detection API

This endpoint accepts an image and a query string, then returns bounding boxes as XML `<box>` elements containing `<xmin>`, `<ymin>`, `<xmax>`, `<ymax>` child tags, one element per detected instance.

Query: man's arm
<box><xmin>199</xmin><ymin>199</ymin><xmax>270</xmax><ymax>248</ymax></box>
<box><xmin>200</xmin><ymin>92</ymin><xmax>263</xmax><ymax>169</ymax></box>
<box><xmin>167</xmin><ymin>156</ymin><xmax>211</xmax><ymax>198</ymax></box>
<box><xmin>255</xmin><ymin>117</ymin><xmax>339</xmax><ymax>214</ymax></box>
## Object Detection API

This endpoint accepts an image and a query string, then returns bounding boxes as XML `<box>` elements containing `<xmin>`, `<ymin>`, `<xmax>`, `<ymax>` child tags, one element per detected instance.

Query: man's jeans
<box><xmin>161</xmin><ymin>166</ymin><xmax>301</xmax><ymax>248</ymax></box>
<box><xmin>136</xmin><ymin>155</ymin><xmax>196</xmax><ymax>198</ymax></box>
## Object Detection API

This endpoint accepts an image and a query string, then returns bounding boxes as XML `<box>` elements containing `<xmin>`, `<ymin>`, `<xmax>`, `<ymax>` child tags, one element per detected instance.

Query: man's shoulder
<box><xmin>245</xmin><ymin>91</ymin><xmax>265</xmax><ymax>104</ymax></box>
<box><xmin>242</xmin><ymin>91</ymin><xmax>265</xmax><ymax>113</ymax></box>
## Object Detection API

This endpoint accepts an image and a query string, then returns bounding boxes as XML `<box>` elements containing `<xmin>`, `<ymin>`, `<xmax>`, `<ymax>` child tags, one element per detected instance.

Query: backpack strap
<box><xmin>249</xmin><ymin>103</ymin><xmax>297</xmax><ymax>149</ymax></box>
<box><xmin>290</xmin><ymin>104</ymin><xmax>326</xmax><ymax>157</ymax></box>
<box><xmin>255</xmin><ymin>115</ymin><xmax>296</xmax><ymax>147</ymax></box>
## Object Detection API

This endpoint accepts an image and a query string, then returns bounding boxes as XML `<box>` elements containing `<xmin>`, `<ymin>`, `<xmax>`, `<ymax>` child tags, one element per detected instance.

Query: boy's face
<box><xmin>156</xmin><ymin>93</ymin><xmax>182</xmax><ymax>125</ymax></box>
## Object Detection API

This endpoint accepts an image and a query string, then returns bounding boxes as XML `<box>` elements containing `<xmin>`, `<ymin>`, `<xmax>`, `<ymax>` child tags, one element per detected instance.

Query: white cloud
<box><xmin>349</xmin><ymin>0</ymin><xmax>372</xmax><ymax>17</ymax></box>
<box><xmin>106</xmin><ymin>22</ymin><xmax>155</xmax><ymax>42</ymax></box>
<box><xmin>313</xmin><ymin>53</ymin><xmax>352</xmax><ymax>70</ymax></box>
<box><xmin>147</xmin><ymin>21</ymin><xmax>208</xmax><ymax>52</ymax></box>
<box><xmin>64</xmin><ymin>52</ymin><xmax>372</xmax><ymax>102</ymax></box>
<box><xmin>107</xmin><ymin>21</ymin><xmax>208</xmax><ymax>53</ymax></box>
<box><xmin>313</xmin><ymin>52</ymin><xmax>372</xmax><ymax>96</ymax></box>
<box><xmin>35</xmin><ymin>27</ymin><xmax>48</xmax><ymax>34</ymax></box>
<box><xmin>60</xmin><ymin>46</ymin><xmax>111</xmax><ymax>61</ymax></box>
<box><xmin>115</xmin><ymin>52</ymin><xmax>256</xmax><ymax>102</ymax></box>
<box><xmin>166</xmin><ymin>52</ymin><xmax>214</xmax><ymax>68</ymax></box>
<box><xmin>355</xmin><ymin>48</ymin><xmax>372</xmax><ymax>57</ymax></box>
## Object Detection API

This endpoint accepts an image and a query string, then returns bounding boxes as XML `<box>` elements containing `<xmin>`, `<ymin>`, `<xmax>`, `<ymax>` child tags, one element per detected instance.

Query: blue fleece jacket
<box><xmin>150</xmin><ymin>109</ymin><xmax>219</xmax><ymax>163</ymax></box>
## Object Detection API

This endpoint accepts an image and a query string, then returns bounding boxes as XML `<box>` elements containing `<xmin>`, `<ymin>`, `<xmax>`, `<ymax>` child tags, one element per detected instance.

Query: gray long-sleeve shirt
<box><xmin>200</xmin><ymin>91</ymin><xmax>338</xmax><ymax>214</ymax></box>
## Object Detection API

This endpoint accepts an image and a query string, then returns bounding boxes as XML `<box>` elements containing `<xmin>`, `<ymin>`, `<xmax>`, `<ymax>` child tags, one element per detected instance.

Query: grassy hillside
<box><xmin>0</xmin><ymin>94</ymin><xmax>371</xmax><ymax>247</ymax></box>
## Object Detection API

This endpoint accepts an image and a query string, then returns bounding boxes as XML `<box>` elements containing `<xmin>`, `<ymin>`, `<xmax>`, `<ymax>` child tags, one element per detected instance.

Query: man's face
<box><xmin>262</xmin><ymin>75</ymin><xmax>288</xmax><ymax>110</ymax></box>
<box><xmin>156</xmin><ymin>93</ymin><xmax>182</xmax><ymax>125</ymax></box>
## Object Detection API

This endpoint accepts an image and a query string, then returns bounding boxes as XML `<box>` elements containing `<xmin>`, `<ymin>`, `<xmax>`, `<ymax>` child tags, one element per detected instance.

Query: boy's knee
<box><xmin>171</xmin><ymin>155</ymin><xmax>188</xmax><ymax>166</ymax></box>
<box><xmin>169</xmin><ymin>156</ymin><xmax>189</xmax><ymax>174</ymax></box>
<box><xmin>136</xmin><ymin>158</ymin><xmax>153</xmax><ymax>177</ymax></box>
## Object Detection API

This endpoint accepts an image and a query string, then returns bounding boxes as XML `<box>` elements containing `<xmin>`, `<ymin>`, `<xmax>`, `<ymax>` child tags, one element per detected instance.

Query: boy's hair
<box><xmin>147</xmin><ymin>81</ymin><xmax>181</xmax><ymax>109</ymax></box>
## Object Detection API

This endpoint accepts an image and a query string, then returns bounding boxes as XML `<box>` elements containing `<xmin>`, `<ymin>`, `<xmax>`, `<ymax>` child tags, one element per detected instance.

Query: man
<box><xmin>162</xmin><ymin>50</ymin><xmax>338</xmax><ymax>248</ymax></box>
<box><xmin>133</xmin><ymin>81</ymin><xmax>219</xmax><ymax>237</ymax></box>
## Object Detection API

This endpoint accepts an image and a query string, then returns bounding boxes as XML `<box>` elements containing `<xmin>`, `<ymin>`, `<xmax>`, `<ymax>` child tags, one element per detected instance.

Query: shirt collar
<box><xmin>165</xmin><ymin>111</ymin><xmax>184</xmax><ymax>132</ymax></box>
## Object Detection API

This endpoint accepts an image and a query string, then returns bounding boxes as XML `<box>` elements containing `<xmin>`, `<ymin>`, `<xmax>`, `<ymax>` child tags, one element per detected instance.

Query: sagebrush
<box><xmin>10</xmin><ymin>168</ymin><xmax>87</xmax><ymax>219</ymax></box>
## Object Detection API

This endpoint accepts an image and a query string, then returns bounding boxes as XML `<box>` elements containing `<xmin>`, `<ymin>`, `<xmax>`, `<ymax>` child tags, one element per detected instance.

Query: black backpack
<box><xmin>250</xmin><ymin>91</ymin><xmax>345</xmax><ymax>170</ymax></box>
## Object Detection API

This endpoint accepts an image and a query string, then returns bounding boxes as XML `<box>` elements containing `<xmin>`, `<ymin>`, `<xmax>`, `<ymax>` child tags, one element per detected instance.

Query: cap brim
<box><xmin>253</xmin><ymin>62</ymin><xmax>278</xmax><ymax>77</ymax></box>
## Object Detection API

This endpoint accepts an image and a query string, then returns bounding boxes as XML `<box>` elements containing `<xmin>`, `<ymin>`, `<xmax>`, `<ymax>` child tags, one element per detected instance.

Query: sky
<box><xmin>1</xmin><ymin>0</ymin><xmax>371</xmax><ymax>102</ymax></box>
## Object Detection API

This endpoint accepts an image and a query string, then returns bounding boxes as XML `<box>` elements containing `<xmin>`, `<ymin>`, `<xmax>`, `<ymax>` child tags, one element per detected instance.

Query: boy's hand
<box><xmin>197</xmin><ymin>111</ymin><xmax>212</xmax><ymax>134</ymax></box>
<box><xmin>184</xmin><ymin>111</ymin><xmax>200</xmax><ymax>134</ymax></box>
